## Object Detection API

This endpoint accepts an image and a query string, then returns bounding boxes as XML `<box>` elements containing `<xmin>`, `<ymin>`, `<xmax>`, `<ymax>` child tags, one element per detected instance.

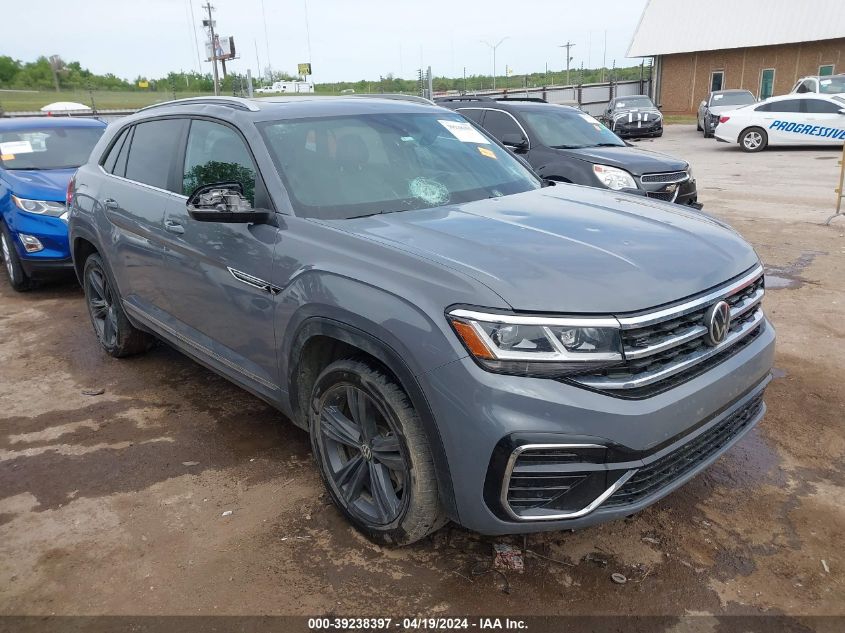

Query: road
<box><xmin>1</xmin><ymin>125</ymin><xmax>843</xmax><ymax>622</ymax></box>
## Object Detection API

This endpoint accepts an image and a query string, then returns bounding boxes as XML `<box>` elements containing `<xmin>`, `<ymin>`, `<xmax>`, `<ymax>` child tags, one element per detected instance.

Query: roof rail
<box><xmin>137</xmin><ymin>96</ymin><xmax>261</xmax><ymax>113</ymax></box>
<box><xmin>351</xmin><ymin>93</ymin><xmax>435</xmax><ymax>105</ymax></box>
<box><xmin>496</xmin><ymin>97</ymin><xmax>548</xmax><ymax>103</ymax></box>
<box><xmin>434</xmin><ymin>95</ymin><xmax>494</xmax><ymax>103</ymax></box>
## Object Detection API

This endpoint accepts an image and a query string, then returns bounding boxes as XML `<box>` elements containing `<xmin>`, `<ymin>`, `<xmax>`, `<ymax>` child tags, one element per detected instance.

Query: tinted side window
<box><xmin>182</xmin><ymin>120</ymin><xmax>257</xmax><ymax>204</ymax></box>
<box><xmin>483</xmin><ymin>110</ymin><xmax>523</xmax><ymax>141</ymax></box>
<box><xmin>457</xmin><ymin>108</ymin><xmax>484</xmax><ymax>124</ymax></box>
<box><xmin>124</xmin><ymin>119</ymin><xmax>184</xmax><ymax>190</ymax></box>
<box><xmin>757</xmin><ymin>99</ymin><xmax>803</xmax><ymax>113</ymax></box>
<box><xmin>805</xmin><ymin>99</ymin><xmax>841</xmax><ymax>113</ymax></box>
<box><xmin>103</xmin><ymin>128</ymin><xmax>129</xmax><ymax>174</ymax></box>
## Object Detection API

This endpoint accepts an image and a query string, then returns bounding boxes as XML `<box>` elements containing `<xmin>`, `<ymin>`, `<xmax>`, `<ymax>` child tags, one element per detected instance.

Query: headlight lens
<box><xmin>448</xmin><ymin>309</ymin><xmax>623</xmax><ymax>377</ymax></box>
<box><xmin>592</xmin><ymin>165</ymin><xmax>637</xmax><ymax>190</ymax></box>
<box><xmin>12</xmin><ymin>195</ymin><xmax>67</xmax><ymax>218</ymax></box>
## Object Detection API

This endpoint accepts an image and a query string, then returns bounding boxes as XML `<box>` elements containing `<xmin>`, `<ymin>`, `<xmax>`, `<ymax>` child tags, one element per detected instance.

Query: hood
<box><xmin>553</xmin><ymin>145</ymin><xmax>687</xmax><ymax>176</ymax></box>
<box><xmin>0</xmin><ymin>168</ymin><xmax>75</xmax><ymax>201</ymax></box>
<box><xmin>333</xmin><ymin>186</ymin><xmax>759</xmax><ymax>314</ymax></box>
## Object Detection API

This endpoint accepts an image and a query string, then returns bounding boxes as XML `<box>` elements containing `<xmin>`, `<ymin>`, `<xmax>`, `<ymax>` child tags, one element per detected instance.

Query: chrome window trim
<box><xmin>97</xmin><ymin>165</ymin><xmax>188</xmax><ymax>200</ymax></box>
<box><xmin>615</xmin><ymin>265</ymin><xmax>764</xmax><ymax>329</ymax></box>
<box><xmin>500</xmin><ymin>442</ymin><xmax>634</xmax><ymax>521</ymax></box>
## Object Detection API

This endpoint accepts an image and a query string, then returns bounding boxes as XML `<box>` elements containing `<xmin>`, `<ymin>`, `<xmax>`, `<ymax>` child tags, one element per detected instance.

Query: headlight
<box><xmin>12</xmin><ymin>195</ymin><xmax>66</xmax><ymax>218</ymax></box>
<box><xmin>687</xmin><ymin>166</ymin><xmax>694</xmax><ymax>180</ymax></box>
<box><xmin>447</xmin><ymin>309</ymin><xmax>623</xmax><ymax>378</ymax></box>
<box><xmin>592</xmin><ymin>165</ymin><xmax>637</xmax><ymax>190</ymax></box>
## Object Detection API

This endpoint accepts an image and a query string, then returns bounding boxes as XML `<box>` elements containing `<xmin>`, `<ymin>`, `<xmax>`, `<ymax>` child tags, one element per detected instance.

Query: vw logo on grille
<box><xmin>360</xmin><ymin>444</ymin><xmax>373</xmax><ymax>461</ymax></box>
<box><xmin>704</xmin><ymin>300</ymin><xmax>731</xmax><ymax>346</ymax></box>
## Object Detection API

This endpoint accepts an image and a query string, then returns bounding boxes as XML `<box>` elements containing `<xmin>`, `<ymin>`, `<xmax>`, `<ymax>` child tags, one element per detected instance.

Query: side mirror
<box><xmin>500</xmin><ymin>133</ymin><xmax>528</xmax><ymax>150</ymax></box>
<box><xmin>838</xmin><ymin>108</ymin><xmax>845</xmax><ymax>115</ymax></box>
<box><xmin>186</xmin><ymin>182</ymin><xmax>271</xmax><ymax>224</ymax></box>
<box><xmin>700</xmin><ymin>101</ymin><xmax>707</xmax><ymax>107</ymax></box>
<box><xmin>657</xmin><ymin>104</ymin><xmax>663</xmax><ymax>110</ymax></box>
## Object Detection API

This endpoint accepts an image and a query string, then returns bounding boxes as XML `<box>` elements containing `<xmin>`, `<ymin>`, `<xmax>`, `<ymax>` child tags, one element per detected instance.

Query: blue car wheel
<box><xmin>1</xmin><ymin>222</ymin><xmax>35</xmax><ymax>291</ymax></box>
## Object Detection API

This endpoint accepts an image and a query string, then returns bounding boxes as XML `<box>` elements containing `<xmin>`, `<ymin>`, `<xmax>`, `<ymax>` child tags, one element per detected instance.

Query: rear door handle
<box><xmin>164</xmin><ymin>220</ymin><xmax>185</xmax><ymax>235</ymax></box>
<box><xmin>103</xmin><ymin>198</ymin><xmax>119</xmax><ymax>210</ymax></box>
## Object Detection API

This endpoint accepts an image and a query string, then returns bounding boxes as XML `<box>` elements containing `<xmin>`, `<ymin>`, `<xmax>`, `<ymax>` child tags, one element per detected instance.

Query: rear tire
<box><xmin>0</xmin><ymin>223</ymin><xmax>36</xmax><ymax>292</ymax></box>
<box><xmin>82</xmin><ymin>253</ymin><xmax>153</xmax><ymax>357</ymax></box>
<box><xmin>739</xmin><ymin>127</ymin><xmax>767</xmax><ymax>152</ymax></box>
<box><xmin>309</xmin><ymin>358</ymin><xmax>446</xmax><ymax>546</ymax></box>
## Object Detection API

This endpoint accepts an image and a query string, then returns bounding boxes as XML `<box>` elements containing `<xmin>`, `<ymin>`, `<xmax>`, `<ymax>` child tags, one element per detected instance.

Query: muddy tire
<box><xmin>739</xmin><ymin>127</ymin><xmax>767</xmax><ymax>152</ymax></box>
<box><xmin>1</xmin><ymin>223</ymin><xmax>36</xmax><ymax>292</ymax></box>
<box><xmin>309</xmin><ymin>358</ymin><xmax>446</xmax><ymax>546</ymax></box>
<box><xmin>82</xmin><ymin>253</ymin><xmax>153</xmax><ymax>357</ymax></box>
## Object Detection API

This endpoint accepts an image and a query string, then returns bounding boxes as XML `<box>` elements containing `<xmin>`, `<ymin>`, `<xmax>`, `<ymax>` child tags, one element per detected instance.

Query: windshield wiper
<box><xmin>347</xmin><ymin>208</ymin><xmax>412</xmax><ymax>219</ymax></box>
<box><xmin>550</xmin><ymin>144</ymin><xmax>586</xmax><ymax>149</ymax></box>
<box><xmin>591</xmin><ymin>143</ymin><xmax>624</xmax><ymax>147</ymax></box>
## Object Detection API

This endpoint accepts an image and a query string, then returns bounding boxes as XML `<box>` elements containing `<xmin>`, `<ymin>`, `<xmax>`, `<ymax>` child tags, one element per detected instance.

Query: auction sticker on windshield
<box><xmin>0</xmin><ymin>141</ymin><xmax>34</xmax><ymax>155</ymax></box>
<box><xmin>438</xmin><ymin>120</ymin><xmax>489</xmax><ymax>144</ymax></box>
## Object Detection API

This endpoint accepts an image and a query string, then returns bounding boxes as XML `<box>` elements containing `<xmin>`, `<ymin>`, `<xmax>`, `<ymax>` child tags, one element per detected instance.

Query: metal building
<box><xmin>628</xmin><ymin>0</ymin><xmax>845</xmax><ymax>114</ymax></box>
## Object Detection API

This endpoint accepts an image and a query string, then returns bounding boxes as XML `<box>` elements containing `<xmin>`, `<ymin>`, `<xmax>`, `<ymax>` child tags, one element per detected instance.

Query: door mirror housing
<box><xmin>838</xmin><ymin>108</ymin><xmax>845</xmax><ymax>115</ymax></box>
<box><xmin>500</xmin><ymin>133</ymin><xmax>528</xmax><ymax>150</ymax></box>
<box><xmin>700</xmin><ymin>101</ymin><xmax>707</xmax><ymax>108</ymax></box>
<box><xmin>186</xmin><ymin>182</ymin><xmax>271</xmax><ymax>224</ymax></box>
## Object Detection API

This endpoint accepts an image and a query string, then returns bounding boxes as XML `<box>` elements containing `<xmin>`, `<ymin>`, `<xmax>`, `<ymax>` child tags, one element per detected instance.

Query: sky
<box><xmin>3</xmin><ymin>0</ymin><xmax>649</xmax><ymax>82</ymax></box>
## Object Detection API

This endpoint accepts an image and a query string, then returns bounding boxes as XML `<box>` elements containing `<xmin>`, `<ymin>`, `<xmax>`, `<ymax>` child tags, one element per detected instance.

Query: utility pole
<box><xmin>602</xmin><ymin>30</ymin><xmax>607</xmax><ymax>82</ymax></box>
<box><xmin>481</xmin><ymin>37</ymin><xmax>508</xmax><ymax>90</ymax></box>
<box><xmin>202</xmin><ymin>2</ymin><xmax>220</xmax><ymax>95</ymax></box>
<box><xmin>559</xmin><ymin>41</ymin><xmax>575</xmax><ymax>86</ymax></box>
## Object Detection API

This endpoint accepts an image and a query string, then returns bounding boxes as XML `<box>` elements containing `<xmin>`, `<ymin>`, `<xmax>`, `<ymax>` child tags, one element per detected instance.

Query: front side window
<box><xmin>521</xmin><ymin>108</ymin><xmax>623</xmax><ymax>149</ymax></box>
<box><xmin>124</xmin><ymin>119</ymin><xmax>184</xmax><ymax>191</ymax></box>
<box><xmin>182</xmin><ymin>120</ymin><xmax>257</xmax><ymax>204</ymax></box>
<box><xmin>0</xmin><ymin>126</ymin><xmax>103</xmax><ymax>170</ymax></box>
<box><xmin>481</xmin><ymin>110</ymin><xmax>523</xmax><ymax>141</ymax></box>
<box><xmin>804</xmin><ymin>99</ymin><xmax>842</xmax><ymax>114</ymax></box>
<box><xmin>258</xmin><ymin>112</ymin><xmax>540</xmax><ymax>219</ymax></box>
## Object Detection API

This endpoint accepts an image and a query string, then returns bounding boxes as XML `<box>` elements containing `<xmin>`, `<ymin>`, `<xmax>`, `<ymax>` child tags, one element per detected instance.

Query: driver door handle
<box><xmin>164</xmin><ymin>220</ymin><xmax>185</xmax><ymax>235</ymax></box>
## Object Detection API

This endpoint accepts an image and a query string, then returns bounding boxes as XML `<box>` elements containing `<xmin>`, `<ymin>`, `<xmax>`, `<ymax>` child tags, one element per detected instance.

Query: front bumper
<box><xmin>640</xmin><ymin>175</ymin><xmax>699</xmax><ymax>207</ymax></box>
<box><xmin>423</xmin><ymin>319</ymin><xmax>775</xmax><ymax>534</ymax></box>
<box><xmin>614</xmin><ymin>120</ymin><xmax>663</xmax><ymax>138</ymax></box>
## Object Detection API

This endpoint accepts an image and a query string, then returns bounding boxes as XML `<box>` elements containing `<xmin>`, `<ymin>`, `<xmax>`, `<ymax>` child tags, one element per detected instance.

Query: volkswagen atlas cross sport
<box><xmin>68</xmin><ymin>96</ymin><xmax>774</xmax><ymax>546</ymax></box>
<box><xmin>1</xmin><ymin>116</ymin><xmax>106</xmax><ymax>290</ymax></box>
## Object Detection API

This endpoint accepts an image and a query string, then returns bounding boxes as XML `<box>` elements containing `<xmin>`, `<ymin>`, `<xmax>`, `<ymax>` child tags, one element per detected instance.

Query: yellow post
<box><xmin>826</xmin><ymin>142</ymin><xmax>845</xmax><ymax>225</ymax></box>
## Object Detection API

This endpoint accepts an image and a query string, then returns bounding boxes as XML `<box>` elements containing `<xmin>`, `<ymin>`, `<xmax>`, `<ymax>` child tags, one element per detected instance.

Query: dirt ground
<box><xmin>1</xmin><ymin>125</ymin><xmax>843</xmax><ymax>624</ymax></box>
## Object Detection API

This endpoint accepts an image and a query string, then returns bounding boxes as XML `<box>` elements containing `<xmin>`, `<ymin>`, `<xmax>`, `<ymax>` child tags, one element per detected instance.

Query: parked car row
<box><xmin>696</xmin><ymin>74</ymin><xmax>845</xmax><ymax>151</ymax></box>
<box><xmin>2</xmin><ymin>95</ymin><xmax>774</xmax><ymax>547</ymax></box>
<box><xmin>436</xmin><ymin>96</ymin><xmax>698</xmax><ymax>208</ymax></box>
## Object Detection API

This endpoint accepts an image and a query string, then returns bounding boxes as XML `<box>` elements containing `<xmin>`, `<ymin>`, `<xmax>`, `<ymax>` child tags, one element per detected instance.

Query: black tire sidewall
<box><xmin>0</xmin><ymin>222</ymin><xmax>33</xmax><ymax>291</ymax></box>
<box><xmin>309</xmin><ymin>359</ymin><xmax>443</xmax><ymax>545</ymax></box>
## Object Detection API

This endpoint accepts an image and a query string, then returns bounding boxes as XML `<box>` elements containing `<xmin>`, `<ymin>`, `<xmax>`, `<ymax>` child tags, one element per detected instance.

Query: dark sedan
<box><xmin>437</xmin><ymin>97</ymin><xmax>700</xmax><ymax>208</ymax></box>
<box><xmin>697</xmin><ymin>89</ymin><xmax>756</xmax><ymax>138</ymax></box>
<box><xmin>599</xmin><ymin>95</ymin><xmax>663</xmax><ymax>138</ymax></box>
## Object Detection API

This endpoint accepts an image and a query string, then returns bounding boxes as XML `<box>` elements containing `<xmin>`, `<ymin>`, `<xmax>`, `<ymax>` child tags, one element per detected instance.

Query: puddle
<box><xmin>763</xmin><ymin>251</ymin><xmax>823</xmax><ymax>290</ymax></box>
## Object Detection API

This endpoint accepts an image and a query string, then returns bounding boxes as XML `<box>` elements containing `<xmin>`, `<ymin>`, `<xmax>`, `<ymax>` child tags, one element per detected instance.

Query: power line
<box><xmin>186</xmin><ymin>0</ymin><xmax>202</xmax><ymax>72</ymax></box>
<box><xmin>260</xmin><ymin>0</ymin><xmax>272</xmax><ymax>77</ymax></box>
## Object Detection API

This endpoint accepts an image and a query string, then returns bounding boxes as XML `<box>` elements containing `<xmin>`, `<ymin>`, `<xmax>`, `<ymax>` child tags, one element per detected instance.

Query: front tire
<box><xmin>739</xmin><ymin>127</ymin><xmax>767</xmax><ymax>152</ymax></box>
<box><xmin>309</xmin><ymin>359</ymin><xmax>446</xmax><ymax>546</ymax></box>
<box><xmin>82</xmin><ymin>253</ymin><xmax>153</xmax><ymax>357</ymax></box>
<box><xmin>1</xmin><ymin>223</ymin><xmax>35</xmax><ymax>292</ymax></box>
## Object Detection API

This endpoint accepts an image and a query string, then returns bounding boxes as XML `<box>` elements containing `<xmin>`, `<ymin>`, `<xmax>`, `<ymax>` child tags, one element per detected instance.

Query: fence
<box><xmin>436</xmin><ymin>78</ymin><xmax>653</xmax><ymax>116</ymax></box>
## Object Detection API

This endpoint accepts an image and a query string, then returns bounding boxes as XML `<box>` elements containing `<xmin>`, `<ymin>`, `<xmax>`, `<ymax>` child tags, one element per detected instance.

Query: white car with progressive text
<box><xmin>714</xmin><ymin>93</ymin><xmax>845</xmax><ymax>152</ymax></box>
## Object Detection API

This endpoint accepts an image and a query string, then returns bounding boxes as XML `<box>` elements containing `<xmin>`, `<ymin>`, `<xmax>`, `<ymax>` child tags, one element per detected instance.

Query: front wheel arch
<box><xmin>288</xmin><ymin>318</ymin><xmax>459</xmax><ymax>523</ymax></box>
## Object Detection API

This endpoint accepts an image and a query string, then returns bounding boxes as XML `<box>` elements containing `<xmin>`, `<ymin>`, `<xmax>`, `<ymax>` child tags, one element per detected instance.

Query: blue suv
<box><xmin>1</xmin><ymin>117</ymin><xmax>106</xmax><ymax>290</ymax></box>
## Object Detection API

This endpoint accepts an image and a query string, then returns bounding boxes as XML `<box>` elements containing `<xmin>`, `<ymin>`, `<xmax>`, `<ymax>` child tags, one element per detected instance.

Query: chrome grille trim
<box><xmin>576</xmin><ymin>308</ymin><xmax>765</xmax><ymax>390</ymax></box>
<box><xmin>616</xmin><ymin>265</ymin><xmax>764</xmax><ymax>330</ymax></box>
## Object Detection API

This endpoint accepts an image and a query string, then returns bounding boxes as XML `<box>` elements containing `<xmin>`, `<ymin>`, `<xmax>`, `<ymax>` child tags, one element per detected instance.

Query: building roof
<box><xmin>628</xmin><ymin>0</ymin><xmax>845</xmax><ymax>57</ymax></box>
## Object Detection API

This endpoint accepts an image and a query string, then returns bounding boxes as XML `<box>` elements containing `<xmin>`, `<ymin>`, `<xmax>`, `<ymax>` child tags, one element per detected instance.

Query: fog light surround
<box><xmin>18</xmin><ymin>234</ymin><xmax>44</xmax><ymax>253</ymax></box>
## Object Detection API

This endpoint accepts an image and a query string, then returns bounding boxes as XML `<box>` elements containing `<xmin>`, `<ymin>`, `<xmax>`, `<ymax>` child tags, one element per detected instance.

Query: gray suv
<box><xmin>69</xmin><ymin>96</ymin><xmax>775</xmax><ymax>545</ymax></box>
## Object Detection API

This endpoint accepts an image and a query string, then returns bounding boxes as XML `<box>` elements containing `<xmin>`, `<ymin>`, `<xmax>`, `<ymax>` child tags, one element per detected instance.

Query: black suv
<box><xmin>437</xmin><ymin>97</ymin><xmax>699</xmax><ymax>208</ymax></box>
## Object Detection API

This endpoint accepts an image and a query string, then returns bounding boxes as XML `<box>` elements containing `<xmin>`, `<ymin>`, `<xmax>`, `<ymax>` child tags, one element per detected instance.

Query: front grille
<box><xmin>646</xmin><ymin>190</ymin><xmax>677</xmax><ymax>202</ymax></box>
<box><xmin>604</xmin><ymin>393</ymin><xmax>764</xmax><ymax>507</ymax></box>
<box><xmin>641</xmin><ymin>171</ymin><xmax>688</xmax><ymax>183</ymax></box>
<box><xmin>573</xmin><ymin>268</ymin><xmax>766</xmax><ymax>398</ymax></box>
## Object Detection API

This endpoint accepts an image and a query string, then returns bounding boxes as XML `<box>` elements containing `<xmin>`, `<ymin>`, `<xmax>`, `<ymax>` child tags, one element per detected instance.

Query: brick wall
<box><xmin>657</xmin><ymin>38</ymin><xmax>845</xmax><ymax>114</ymax></box>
